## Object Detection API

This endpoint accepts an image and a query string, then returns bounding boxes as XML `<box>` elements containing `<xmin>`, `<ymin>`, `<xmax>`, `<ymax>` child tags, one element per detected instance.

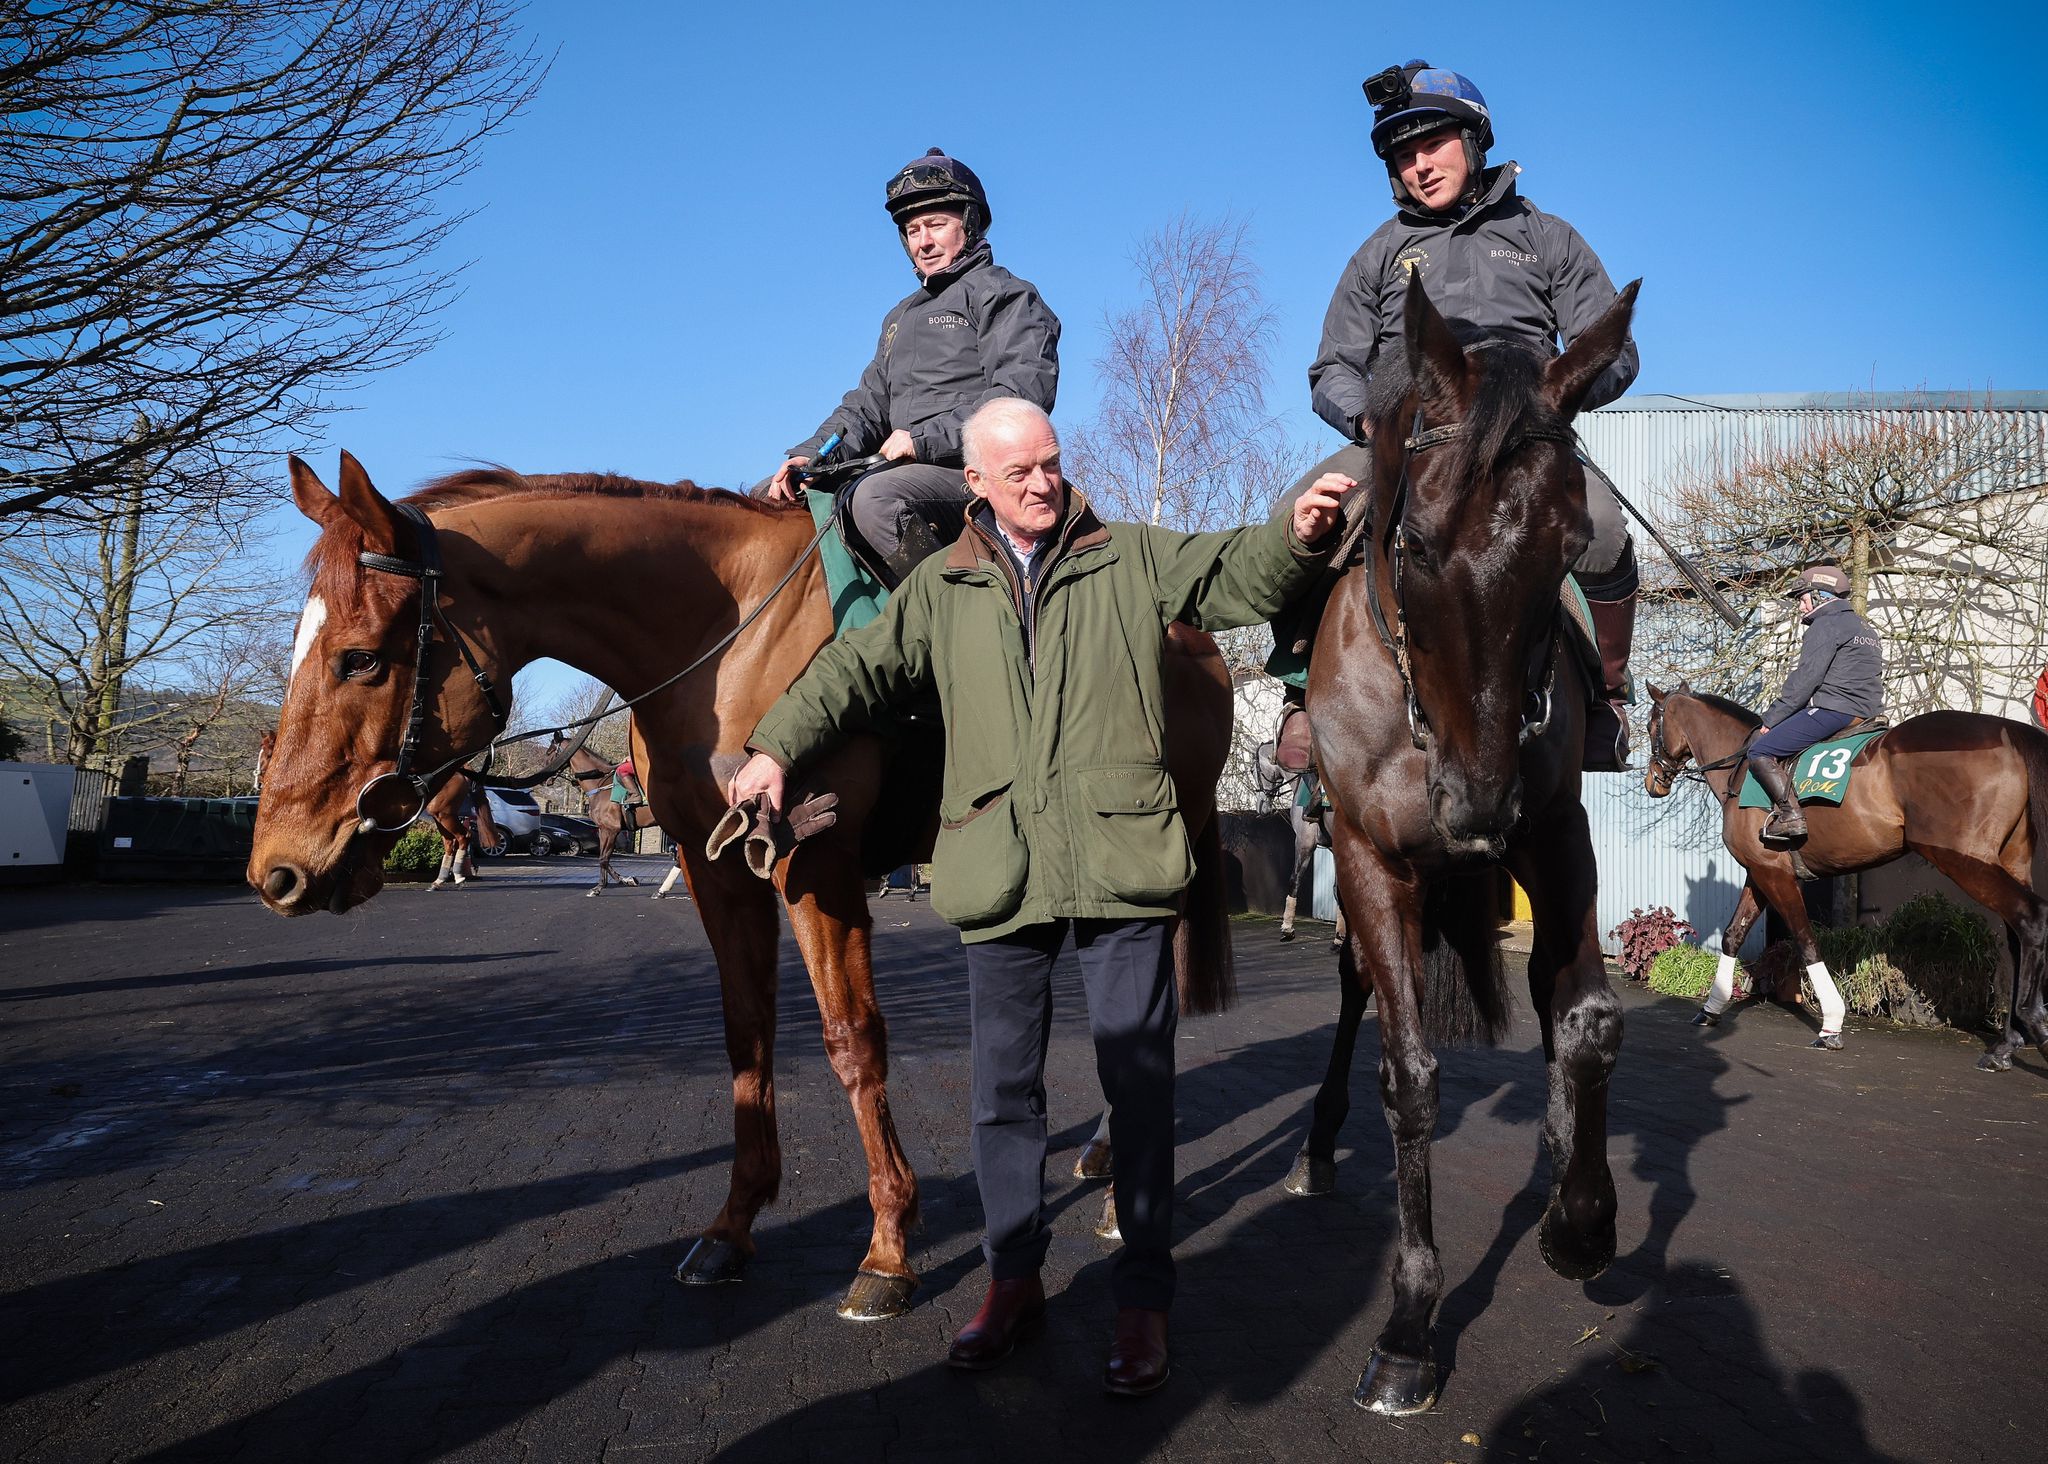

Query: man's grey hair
<box><xmin>963</xmin><ymin>397</ymin><xmax>1056</xmax><ymax>473</ymax></box>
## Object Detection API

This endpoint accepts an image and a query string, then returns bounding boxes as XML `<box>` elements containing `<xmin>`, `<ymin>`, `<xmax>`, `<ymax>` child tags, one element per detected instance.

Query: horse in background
<box><xmin>1253</xmin><ymin>739</ymin><xmax>1346</xmax><ymax>949</ymax></box>
<box><xmin>423</xmin><ymin>771</ymin><xmax>500</xmax><ymax>890</ymax></box>
<box><xmin>554</xmin><ymin>727</ymin><xmax>658</xmax><ymax>896</ymax></box>
<box><xmin>1647</xmin><ymin>684</ymin><xmax>2048</xmax><ymax>1068</ymax></box>
<box><xmin>248</xmin><ymin>452</ymin><xmax>1238</xmax><ymax>1323</ymax></box>
<box><xmin>1298</xmin><ymin>272</ymin><xmax>1638</xmax><ymax>1414</ymax></box>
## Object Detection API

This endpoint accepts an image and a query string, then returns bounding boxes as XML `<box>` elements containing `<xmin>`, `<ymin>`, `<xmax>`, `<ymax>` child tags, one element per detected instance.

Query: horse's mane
<box><xmin>1365</xmin><ymin>328</ymin><xmax>1566</xmax><ymax>494</ymax></box>
<box><xmin>1683</xmin><ymin>690</ymin><xmax>1762</xmax><ymax>728</ymax></box>
<box><xmin>303</xmin><ymin>465</ymin><xmax>793</xmax><ymax>588</ymax></box>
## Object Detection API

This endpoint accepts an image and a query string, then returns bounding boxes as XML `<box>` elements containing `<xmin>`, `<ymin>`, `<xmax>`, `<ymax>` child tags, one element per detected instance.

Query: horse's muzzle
<box><xmin>1428</xmin><ymin>779</ymin><xmax>1519</xmax><ymax>862</ymax></box>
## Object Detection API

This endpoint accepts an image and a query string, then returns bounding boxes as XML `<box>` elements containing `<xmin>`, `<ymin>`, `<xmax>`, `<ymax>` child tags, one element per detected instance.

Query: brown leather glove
<box><xmin>705</xmin><ymin>791</ymin><xmax>842</xmax><ymax>880</ymax></box>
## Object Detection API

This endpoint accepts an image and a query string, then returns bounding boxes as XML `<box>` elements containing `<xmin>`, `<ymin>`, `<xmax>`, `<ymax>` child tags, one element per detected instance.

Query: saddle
<box><xmin>1737</xmin><ymin>721</ymin><xmax>1890</xmax><ymax>812</ymax></box>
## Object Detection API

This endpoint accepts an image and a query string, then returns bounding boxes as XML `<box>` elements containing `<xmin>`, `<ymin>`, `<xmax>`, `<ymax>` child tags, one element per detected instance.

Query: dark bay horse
<box><xmin>1298</xmin><ymin>271</ymin><xmax>1638</xmax><ymax>1414</ymax></box>
<box><xmin>248</xmin><ymin>453</ymin><xmax>1236</xmax><ymax>1321</ymax></box>
<box><xmin>1646</xmin><ymin>685</ymin><xmax>2048</xmax><ymax>1069</ymax></box>
<box><xmin>556</xmin><ymin>728</ymin><xmax>657</xmax><ymax>895</ymax></box>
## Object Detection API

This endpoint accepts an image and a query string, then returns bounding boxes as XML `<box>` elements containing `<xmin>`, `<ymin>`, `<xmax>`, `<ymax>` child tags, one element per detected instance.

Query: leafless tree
<box><xmin>0</xmin><ymin>473</ymin><xmax>292</xmax><ymax>768</ymax></box>
<box><xmin>155</xmin><ymin>620</ymin><xmax>292</xmax><ymax>795</ymax></box>
<box><xmin>0</xmin><ymin>1</ymin><xmax>545</xmax><ymax>524</ymax></box>
<box><xmin>1647</xmin><ymin>398</ymin><xmax>2048</xmax><ymax>721</ymax></box>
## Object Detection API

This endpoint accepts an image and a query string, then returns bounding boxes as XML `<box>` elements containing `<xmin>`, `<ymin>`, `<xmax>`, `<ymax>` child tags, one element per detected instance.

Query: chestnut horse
<box><xmin>555</xmin><ymin>730</ymin><xmax>657</xmax><ymax>895</ymax></box>
<box><xmin>1297</xmin><ymin>272</ymin><xmax>1637</xmax><ymax>1414</ymax></box>
<box><xmin>1646</xmin><ymin>685</ymin><xmax>2048</xmax><ymax>1070</ymax></box>
<box><xmin>423</xmin><ymin>770</ymin><xmax>501</xmax><ymax>889</ymax></box>
<box><xmin>248</xmin><ymin>453</ymin><xmax>1235</xmax><ymax>1321</ymax></box>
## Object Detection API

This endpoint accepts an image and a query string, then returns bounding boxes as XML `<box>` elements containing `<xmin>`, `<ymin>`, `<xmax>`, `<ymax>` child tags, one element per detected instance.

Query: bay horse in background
<box><xmin>1296</xmin><ymin>271</ymin><xmax>1637</xmax><ymax>1414</ymax></box>
<box><xmin>248</xmin><ymin>452</ymin><xmax>1238</xmax><ymax>1322</ymax></box>
<box><xmin>1646</xmin><ymin>684</ymin><xmax>2048</xmax><ymax>1070</ymax></box>
<box><xmin>1253</xmin><ymin>739</ymin><xmax>1347</xmax><ymax>949</ymax></box>
<box><xmin>423</xmin><ymin>770</ymin><xmax>501</xmax><ymax>890</ymax></box>
<box><xmin>554</xmin><ymin>726</ymin><xmax>659</xmax><ymax>896</ymax></box>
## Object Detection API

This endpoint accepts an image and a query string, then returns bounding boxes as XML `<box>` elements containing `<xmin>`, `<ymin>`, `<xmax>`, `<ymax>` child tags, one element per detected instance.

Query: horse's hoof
<box><xmin>1094</xmin><ymin>1188</ymin><xmax>1122</xmax><ymax>1242</ymax></box>
<box><xmin>836</xmin><ymin>1269</ymin><xmax>916</xmax><ymax>1322</ymax></box>
<box><xmin>586</xmin><ymin>887</ymin><xmax>600</xmax><ymax>898</ymax></box>
<box><xmin>674</xmin><ymin>1236</ymin><xmax>748</xmax><ymax>1285</ymax></box>
<box><xmin>1353</xmin><ymin>1347</ymin><xmax>1439</xmax><ymax>1415</ymax></box>
<box><xmin>1976</xmin><ymin>1051</ymin><xmax>2012</xmax><ymax>1073</ymax></box>
<box><xmin>1810</xmin><ymin>1033</ymin><xmax>1843</xmax><ymax>1051</ymax></box>
<box><xmin>1282</xmin><ymin>1151</ymin><xmax>1337</xmax><ymax>1197</ymax></box>
<box><xmin>1073</xmin><ymin>1137</ymin><xmax>1114</xmax><ymax>1180</ymax></box>
<box><xmin>1690</xmin><ymin>1009</ymin><xmax>1719</xmax><ymax>1027</ymax></box>
<box><xmin>623</xmin><ymin>877</ymin><xmax>639</xmax><ymax>886</ymax></box>
<box><xmin>1537</xmin><ymin>1201</ymin><xmax>1615</xmax><ymax>1282</ymax></box>
<box><xmin>1278</xmin><ymin>928</ymin><xmax>1297</xmax><ymax>943</ymax></box>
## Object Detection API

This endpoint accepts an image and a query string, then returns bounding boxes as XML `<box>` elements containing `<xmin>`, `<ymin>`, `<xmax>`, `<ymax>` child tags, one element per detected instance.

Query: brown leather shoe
<box><xmin>1103</xmin><ymin>1307</ymin><xmax>1170</xmax><ymax>1396</ymax></box>
<box><xmin>945</xmin><ymin>1275</ymin><xmax>1045</xmax><ymax>1371</ymax></box>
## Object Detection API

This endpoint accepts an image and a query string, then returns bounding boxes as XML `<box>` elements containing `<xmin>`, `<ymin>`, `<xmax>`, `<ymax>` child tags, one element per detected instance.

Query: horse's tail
<box><xmin>1420</xmin><ymin>870</ymin><xmax>1513</xmax><ymax>1047</ymax></box>
<box><xmin>1175</xmin><ymin>810</ymin><xmax>1237</xmax><ymax>1015</ymax></box>
<box><xmin>2013</xmin><ymin>721</ymin><xmax>2048</xmax><ymax>865</ymax></box>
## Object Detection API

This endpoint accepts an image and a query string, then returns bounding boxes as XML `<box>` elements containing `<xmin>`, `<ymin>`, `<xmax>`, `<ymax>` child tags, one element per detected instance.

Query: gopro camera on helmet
<box><xmin>1361</xmin><ymin>65</ymin><xmax>1412</xmax><ymax>111</ymax></box>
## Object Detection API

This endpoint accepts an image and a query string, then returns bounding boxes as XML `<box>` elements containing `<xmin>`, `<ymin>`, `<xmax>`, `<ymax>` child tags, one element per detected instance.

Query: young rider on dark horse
<box><xmin>1273</xmin><ymin>61</ymin><xmax>1642</xmax><ymax>769</ymax></box>
<box><xmin>763</xmin><ymin>149</ymin><xmax>1062</xmax><ymax>586</ymax></box>
<box><xmin>1745</xmin><ymin>563</ymin><xmax>1885</xmax><ymax>847</ymax></box>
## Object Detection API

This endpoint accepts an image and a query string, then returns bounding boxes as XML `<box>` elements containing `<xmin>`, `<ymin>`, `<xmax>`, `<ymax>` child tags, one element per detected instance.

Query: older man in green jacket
<box><xmin>730</xmin><ymin>397</ymin><xmax>1345</xmax><ymax>1395</ymax></box>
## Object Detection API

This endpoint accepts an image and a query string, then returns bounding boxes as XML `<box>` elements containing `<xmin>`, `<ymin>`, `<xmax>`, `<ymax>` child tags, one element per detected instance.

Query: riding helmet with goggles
<box><xmin>1364</xmin><ymin>61</ymin><xmax>1492</xmax><ymax>204</ymax></box>
<box><xmin>884</xmin><ymin>147</ymin><xmax>991</xmax><ymax>238</ymax></box>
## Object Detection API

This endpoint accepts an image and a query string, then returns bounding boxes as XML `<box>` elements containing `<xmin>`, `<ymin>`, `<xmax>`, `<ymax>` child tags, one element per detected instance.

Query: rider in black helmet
<box><xmin>1273</xmin><ymin>63</ymin><xmax>1643</xmax><ymax>770</ymax></box>
<box><xmin>766</xmin><ymin>149</ymin><xmax>1062</xmax><ymax>586</ymax></box>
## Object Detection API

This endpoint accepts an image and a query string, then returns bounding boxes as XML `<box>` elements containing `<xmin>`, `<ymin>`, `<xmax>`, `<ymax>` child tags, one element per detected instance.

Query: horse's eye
<box><xmin>340</xmin><ymin>649</ymin><xmax>379</xmax><ymax>679</ymax></box>
<box><xmin>1402</xmin><ymin>529</ymin><xmax>1433</xmax><ymax>570</ymax></box>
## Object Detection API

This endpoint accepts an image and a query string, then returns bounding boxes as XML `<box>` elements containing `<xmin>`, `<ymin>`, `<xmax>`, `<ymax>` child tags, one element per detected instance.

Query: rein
<box><xmin>1366</xmin><ymin>404</ymin><xmax>1578</xmax><ymax>752</ymax></box>
<box><xmin>350</xmin><ymin>497</ymin><xmax>833</xmax><ymax>832</ymax></box>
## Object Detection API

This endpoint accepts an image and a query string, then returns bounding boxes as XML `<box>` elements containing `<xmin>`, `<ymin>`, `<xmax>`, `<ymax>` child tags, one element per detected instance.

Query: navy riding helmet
<box><xmin>884</xmin><ymin>148</ymin><xmax>992</xmax><ymax>238</ymax></box>
<box><xmin>1364</xmin><ymin>61</ymin><xmax>1493</xmax><ymax>203</ymax></box>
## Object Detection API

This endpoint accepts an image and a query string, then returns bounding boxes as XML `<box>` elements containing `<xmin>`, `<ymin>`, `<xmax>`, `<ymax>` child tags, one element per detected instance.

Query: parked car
<box><xmin>534</xmin><ymin>813</ymin><xmax>600</xmax><ymax>857</ymax></box>
<box><xmin>478</xmin><ymin>789</ymin><xmax>542</xmax><ymax>855</ymax></box>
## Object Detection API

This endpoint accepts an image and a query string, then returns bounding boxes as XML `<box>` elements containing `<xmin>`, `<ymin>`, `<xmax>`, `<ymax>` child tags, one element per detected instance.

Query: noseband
<box><xmin>352</xmin><ymin>502</ymin><xmax>510</xmax><ymax>833</ymax></box>
<box><xmin>1369</xmin><ymin>403</ymin><xmax>1579</xmax><ymax>752</ymax></box>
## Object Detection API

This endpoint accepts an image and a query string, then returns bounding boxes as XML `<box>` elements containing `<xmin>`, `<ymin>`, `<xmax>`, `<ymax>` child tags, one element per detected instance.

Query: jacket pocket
<box><xmin>1077</xmin><ymin>764</ymin><xmax>1192</xmax><ymax>905</ymax></box>
<box><xmin>931</xmin><ymin>778</ymin><xmax>1029</xmax><ymax>927</ymax></box>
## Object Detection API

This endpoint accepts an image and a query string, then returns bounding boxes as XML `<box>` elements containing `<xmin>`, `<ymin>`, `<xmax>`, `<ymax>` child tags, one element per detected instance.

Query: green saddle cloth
<box><xmin>806</xmin><ymin>488</ymin><xmax>889</xmax><ymax>635</ymax></box>
<box><xmin>1737</xmin><ymin>729</ymin><xmax>1887</xmax><ymax>809</ymax></box>
<box><xmin>1266</xmin><ymin>574</ymin><xmax>1614</xmax><ymax>702</ymax></box>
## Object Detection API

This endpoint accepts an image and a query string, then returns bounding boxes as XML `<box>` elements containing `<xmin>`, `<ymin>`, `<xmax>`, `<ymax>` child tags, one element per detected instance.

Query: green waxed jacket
<box><xmin>747</xmin><ymin>493</ymin><xmax>1330</xmax><ymax>941</ymax></box>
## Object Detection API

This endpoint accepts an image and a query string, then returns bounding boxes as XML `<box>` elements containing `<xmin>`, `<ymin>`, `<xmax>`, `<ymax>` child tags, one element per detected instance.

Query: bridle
<box><xmin>349</xmin><ymin>497</ymin><xmax>833</xmax><ymax>834</ymax></box>
<box><xmin>1646</xmin><ymin>696</ymin><xmax>1748</xmax><ymax>798</ymax></box>
<box><xmin>1362</xmin><ymin>401</ymin><xmax>1579</xmax><ymax>752</ymax></box>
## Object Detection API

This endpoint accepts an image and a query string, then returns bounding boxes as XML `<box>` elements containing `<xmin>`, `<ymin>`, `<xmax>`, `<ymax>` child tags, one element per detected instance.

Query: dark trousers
<box><xmin>846</xmin><ymin>463</ymin><xmax>969</xmax><ymax>563</ymax></box>
<box><xmin>965</xmin><ymin>917</ymin><xmax>1179</xmax><ymax>1311</ymax></box>
<box><xmin>1750</xmin><ymin>706</ymin><xmax>1857</xmax><ymax>761</ymax></box>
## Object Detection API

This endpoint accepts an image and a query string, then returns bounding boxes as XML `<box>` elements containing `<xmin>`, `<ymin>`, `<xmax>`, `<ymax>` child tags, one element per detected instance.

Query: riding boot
<box><xmin>876</xmin><ymin>508</ymin><xmax>946</xmax><ymax>589</ymax></box>
<box><xmin>1578</xmin><ymin>545</ymin><xmax>1638</xmax><ymax>773</ymax></box>
<box><xmin>1747</xmin><ymin>755</ymin><xmax>1808</xmax><ymax>847</ymax></box>
<box><xmin>1274</xmin><ymin>687</ymin><xmax>1314</xmax><ymax>774</ymax></box>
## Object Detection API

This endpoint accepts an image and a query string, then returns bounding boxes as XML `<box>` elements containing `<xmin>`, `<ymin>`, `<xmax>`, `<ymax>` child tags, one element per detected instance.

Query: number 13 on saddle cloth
<box><xmin>1737</xmin><ymin>728</ymin><xmax>1888</xmax><ymax>809</ymax></box>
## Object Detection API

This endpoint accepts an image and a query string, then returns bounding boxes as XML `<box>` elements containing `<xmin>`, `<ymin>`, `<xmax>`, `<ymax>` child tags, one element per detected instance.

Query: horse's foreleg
<box><xmin>1755</xmin><ymin>863</ymin><xmax>1846</xmax><ymax>1047</ymax></box>
<box><xmin>674</xmin><ymin>856</ymin><xmax>784</xmax><ymax>1288</ymax></box>
<box><xmin>1509</xmin><ymin>808</ymin><xmax>1621</xmax><ymax>1283</ymax></box>
<box><xmin>653</xmin><ymin>860</ymin><xmax>688</xmax><ymax>900</ymax></box>
<box><xmin>1697</xmin><ymin>880</ymin><xmax>1764</xmax><ymax>1023</ymax></box>
<box><xmin>431</xmin><ymin>841</ymin><xmax>455</xmax><ymax>889</ymax></box>
<box><xmin>1335</xmin><ymin>837</ymin><xmax>1441</xmax><ymax>1416</ymax></box>
<box><xmin>1074</xmin><ymin>1109</ymin><xmax>1114</xmax><ymax>1179</ymax></box>
<box><xmin>780</xmin><ymin>853</ymin><xmax>920</xmax><ymax>1322</ymax></box>
<box><xmin>1283</xmin><ymin>943</ymin><xmax>1369</xmax><ymax>1197</ymax></box>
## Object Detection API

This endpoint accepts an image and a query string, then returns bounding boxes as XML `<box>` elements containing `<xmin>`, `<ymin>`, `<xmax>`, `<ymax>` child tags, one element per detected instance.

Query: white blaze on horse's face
<box><xmin>289</xmin><ymin>594</ymin><xmax>327</xmax><ymax>686</ymax></box>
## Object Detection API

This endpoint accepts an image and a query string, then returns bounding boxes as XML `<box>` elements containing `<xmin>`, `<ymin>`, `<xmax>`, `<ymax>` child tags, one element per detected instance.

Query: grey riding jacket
<box><xmin>790</xmin><ymin>240</ymin><xmax>1060</xmax><ymax>468</ymax></box>
<box><xmin>1761</xmin><ymin>598</ymin><xmax>1885</xmax><ymax>727</ymax></box>
<box><xmin>1308</xmin><ymin>164</ymin><xmax>1639</xmax><ymax>440</ymax></box>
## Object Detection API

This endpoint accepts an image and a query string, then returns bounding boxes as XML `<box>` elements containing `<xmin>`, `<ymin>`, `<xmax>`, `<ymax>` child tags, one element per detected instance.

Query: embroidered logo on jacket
<box><xmin>1395</xmin><ymin>246</ymin><xmax>1429</xmax><ymax>277</ymax></box>
<box><xmin>1490</xmin><ymin>247</ymin><xmax>1539</xmax><ymax>264</ymax></box>
<box><xmin>927</xmin><ymin>310</ymin><xmax>970</xmax><ymax>329</ymax></box>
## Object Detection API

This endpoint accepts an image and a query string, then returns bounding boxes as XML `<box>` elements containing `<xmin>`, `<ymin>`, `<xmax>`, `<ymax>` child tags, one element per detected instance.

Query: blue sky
<box><xmin>268</xmin><ymin>0</ymin><xmax>2048</xmax><ymax>702</ymax></box>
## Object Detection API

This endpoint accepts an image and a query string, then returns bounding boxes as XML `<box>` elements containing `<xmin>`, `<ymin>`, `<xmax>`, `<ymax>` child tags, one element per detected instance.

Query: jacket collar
<box><xmin>946</xmin><ymin>490</ymin><xmax>1113</xmax><ymax>577</ymax></box>
<box><xmin>1395</xmin><ymin>161</ymin><xmax>1520</xmax><ymax>228</ymax></box>
<box><xmin>1801</xmin><ymin>595</ymin><xmax>1854</xmax><ymax>626</ymax></box>
<box><xmin>915</xmin><ymin>238</ymin><xmax>993</xmax><ymax>291</ymax></box>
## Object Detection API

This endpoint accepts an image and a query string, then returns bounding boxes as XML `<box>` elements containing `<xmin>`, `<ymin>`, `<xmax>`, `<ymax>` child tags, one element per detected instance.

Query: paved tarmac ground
<box><xmin>3</xmin><ymin>857</ymin><xmax>2045</xmax><ymax>1463</ymax></box>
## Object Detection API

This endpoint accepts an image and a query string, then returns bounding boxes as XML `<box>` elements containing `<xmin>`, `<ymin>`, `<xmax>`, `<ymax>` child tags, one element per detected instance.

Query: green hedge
<box><xmin>1750</xmin><ymin>892</ymin><xmax>2002</xmax><ymax>1031</ymax></box>
<box><xmin>382</xmin><ymin>823</ymin><xmax>444</xmax><ymax>874</ymax></box>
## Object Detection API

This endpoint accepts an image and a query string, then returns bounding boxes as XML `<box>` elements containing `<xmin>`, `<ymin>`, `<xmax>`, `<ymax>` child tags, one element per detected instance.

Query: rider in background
<box><xmin>1276</xmin><ymin>61</ymin><xmax>1641</xmax><ymax>768</ymax></box>
<box><xmin>764</xmin><ymin>149</ymin><xmax>1061</xmax><ymax>586</ymax></box>
<box><xmin>1746</xmin><ymin>564</ymin><xmax>1884</xmax><ymax>847</ymax></box>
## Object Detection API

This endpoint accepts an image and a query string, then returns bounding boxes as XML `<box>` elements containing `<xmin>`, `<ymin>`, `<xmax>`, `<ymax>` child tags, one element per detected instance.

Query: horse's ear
<box><xmin>289</xmin><ymin>456</ymin><xmax>342</xmax><ymax>529</ymax></box>
<box><xmin>1402</xmin><ymin>269</ymin><xmax>1465</xmax><ymax>410</ymax></box>
<box><xmin>1544</xmin><ymin>279</ymin><xmax>1639</xmax><ymax>418</ymax></box>
<box><xmin>336</xmin><ymin>449</ymin><xmax>405</xmax><ymax>554</ymax></box>
<box><xmin>1646</xmin><ymin>681</ymin><xmax>1665</xmax><ymax>703</ymax></box>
